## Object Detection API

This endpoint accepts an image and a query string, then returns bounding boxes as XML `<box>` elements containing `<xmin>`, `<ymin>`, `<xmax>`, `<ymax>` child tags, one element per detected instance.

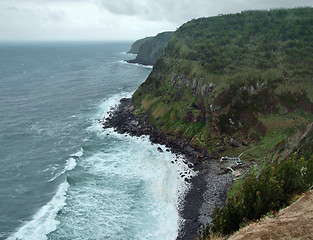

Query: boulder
<box><xmin>229</xmin><ymin>138</ymin><xmax>240</xmax><ymax>147</ymax></box>
<box><xmin>157</xmin><ymin>147</ymin><xmax>163</xmax><ymax>152</ymax></box>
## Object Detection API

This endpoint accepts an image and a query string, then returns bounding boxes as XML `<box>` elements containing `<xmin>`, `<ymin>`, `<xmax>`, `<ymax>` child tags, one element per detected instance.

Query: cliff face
<box><xmin>127</xmin><ymin>37</ymin><xmax>153</xmax><ymax>54</ymax></box>
<box><xmin>127</xmin><ymin>31</ymin><xmax>174</xmax><ymax>66</ymax></box>
<box><xmin>132</xmin><ymin>8</ymin><xmax>313</xmax><ymax>159</ymax></box>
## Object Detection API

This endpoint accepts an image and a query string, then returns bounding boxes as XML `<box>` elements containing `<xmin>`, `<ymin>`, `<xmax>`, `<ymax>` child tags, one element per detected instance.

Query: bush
<box><xmin>203</xmin><ymin>154</ymin><xmax>313</xmax><ymax>237</ymax></box>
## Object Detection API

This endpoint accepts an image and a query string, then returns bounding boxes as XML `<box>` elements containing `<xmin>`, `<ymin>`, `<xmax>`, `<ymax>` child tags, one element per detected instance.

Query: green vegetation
<box><xmin>132</xmin><ymin>7</ymin><xmax>313</xmax><ymax>155</ymax></box>
<box><xmin>199</xmin><ymin>127</ymin><xmax>313</xmax><ymax>239</ymax></box>
<box><xmin>128</xmin><ymin>36</ymin><xmax>153</xmax><ymax>54</ymax></box>
<box><xmin>128</xmin><ymin>31</ymin><xmax>174</xmax><ymax>65</ymax></box>
<box><xmin>200</xmin><ymin>153</ymin><xmax>313</xmax><ymax>239</ymax></box>
<box><xmin>129</xmin><ymin>8</ymin><xmax>313</xmax><ymax>240</ymax></box>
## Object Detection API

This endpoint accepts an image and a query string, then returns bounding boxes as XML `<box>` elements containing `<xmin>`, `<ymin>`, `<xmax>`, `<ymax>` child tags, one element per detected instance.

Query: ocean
<box><xmin>0</xmin><ymin>42</ymin><xmax>192</xmax><ymax>240</ymax></box>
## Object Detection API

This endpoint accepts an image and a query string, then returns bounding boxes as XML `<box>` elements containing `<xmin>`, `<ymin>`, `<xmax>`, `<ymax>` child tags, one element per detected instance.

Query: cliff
<box><xmin>105</xmin><ymin>7</ymin><xmax>313</xmax><ymax>239</ymax></box>
<box><xmin>127</xmin><ymin>37</ymin><xmax>152</xmax><ymax>54</ymax></box>
<box><xmin>131</xmin><ymin>7</ymin><xmax>313</xmax><ymax>160</ymax></box>
<box><xmin>127</xmin><ymin>31</ymin><xmax>174</xmax><ymax>66</ymax></box>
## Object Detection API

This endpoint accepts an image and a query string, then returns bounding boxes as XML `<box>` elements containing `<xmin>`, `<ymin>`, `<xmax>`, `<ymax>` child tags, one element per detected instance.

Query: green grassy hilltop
<box><xmin>132</xmin><ymin>7</ymin><xmax>313</xmax><ymax>161</ymax></box>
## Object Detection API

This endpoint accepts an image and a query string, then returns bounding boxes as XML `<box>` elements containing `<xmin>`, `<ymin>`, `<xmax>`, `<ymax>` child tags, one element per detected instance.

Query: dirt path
<box><xmin>229</xmin><ymin>190</ymin><xmax>313</xmax><ymax>240</ymax></box>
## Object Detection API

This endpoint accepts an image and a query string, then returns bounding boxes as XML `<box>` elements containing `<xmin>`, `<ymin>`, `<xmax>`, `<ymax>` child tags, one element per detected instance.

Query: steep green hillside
<box><xmin>127</xmin><ymin>31</ymin><xmax>174</xmax><ymax>65</ymax></box>
<box><xmin>132</xmin><ymin>8</ymin><xmax>313</xmax><ymax>159</ymax></box>
<box><xmin>128</xmin><ymin>37</ymin><xmax>152</xmax><ymax>54</ymax></box>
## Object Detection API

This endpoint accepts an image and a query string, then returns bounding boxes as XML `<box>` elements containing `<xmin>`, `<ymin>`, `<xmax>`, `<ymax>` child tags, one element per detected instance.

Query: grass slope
<box><xmin>132</xmin><ymin>7</ymin><xmax>313</xmax><ymax>160</ymax></box>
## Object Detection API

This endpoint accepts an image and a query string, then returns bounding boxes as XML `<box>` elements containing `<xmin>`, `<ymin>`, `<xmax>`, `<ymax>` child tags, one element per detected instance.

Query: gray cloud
<box><xmin>98</xmin><ymin>0</ymin><xmax>313</xmax><ymax>24</ymax></box>
<box><xmin>7</xmin><ymin>6</ymin><xmax>19</xmax><ymax>11</ymax></box>
<box><xmin>0</xmin><ymin>0</ymin><xmax>312</xmax><ymax>41</ymax></box>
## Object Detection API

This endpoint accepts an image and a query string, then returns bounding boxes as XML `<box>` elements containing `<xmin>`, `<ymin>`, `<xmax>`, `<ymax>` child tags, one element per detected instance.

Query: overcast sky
<box><xmin>1</xmin><ymin>0</ymin><xmax>312</xmax><ymax>41</ymax></box>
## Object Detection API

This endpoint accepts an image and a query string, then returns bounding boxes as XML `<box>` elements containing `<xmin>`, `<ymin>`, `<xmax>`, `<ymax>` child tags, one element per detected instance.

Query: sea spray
<box><xmin>48</xmin><ymin>93</ymin><xmax>195</xmax><ymax>240</ymax></box>
<box><xmin>7</xmin><ymin>181</ymin><xmax>70</xmax><ymax>240</ymax></box>
<box><xmin>50</xmin><ymin>133</ymin><xmax>194</xmax><ymax>240</ymax></box>
<box><xmin>70</xmin><ymin>148</ymin><xmax>84</xmax><ymax>158</ymax></box>
<box><xmin>118</xmin><ymin>60</ymin><xmax>154</xmax><ymax>69</ymax></box>
<box><xmin>48</xmin><ymin>157</ymin><xmax>78</xmax><ymax>182</ymax></box>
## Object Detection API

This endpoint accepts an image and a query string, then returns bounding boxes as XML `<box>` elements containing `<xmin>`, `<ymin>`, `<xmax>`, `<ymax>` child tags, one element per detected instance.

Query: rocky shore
<box><xmin>102</xmin><ymin>98</ymin><xmax>232</xmax><ymax>240</ymax></box>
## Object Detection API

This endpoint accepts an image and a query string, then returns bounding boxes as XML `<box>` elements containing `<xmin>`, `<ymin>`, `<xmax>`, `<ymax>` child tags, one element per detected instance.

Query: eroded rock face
<box><xmin>171</xmin><ymin>73</ymin><xmax>215</xmax><ymax>96</ymax></box>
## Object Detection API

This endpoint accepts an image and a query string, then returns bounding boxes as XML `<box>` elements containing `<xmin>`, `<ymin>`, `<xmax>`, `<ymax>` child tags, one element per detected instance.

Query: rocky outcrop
<box><xmin>127</xmin><ymin>31</ymin><xmax>174</xmax><ymax>66</ymax></box>
<box><xmin>102</xmin><ymin>98</ymin><xmax>206</xmax><ymax>163</ymax></box>
<box><xmin>171</xmin><ymin>73</ymin><xmax>216</xmax><ymax>96</ymax></box>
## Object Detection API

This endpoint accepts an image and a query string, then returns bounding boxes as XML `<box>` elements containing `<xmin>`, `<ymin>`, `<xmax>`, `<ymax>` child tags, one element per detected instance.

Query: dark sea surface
<box><xmin>0</xmin><ymin>42</ymin><xmax>192</xmax><ymax>240</ymax></box>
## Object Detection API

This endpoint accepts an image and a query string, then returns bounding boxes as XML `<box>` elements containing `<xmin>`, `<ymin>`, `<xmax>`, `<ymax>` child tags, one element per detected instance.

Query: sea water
<box><xmin>0</xmin><ymin>42</ymin><xmax>192</xmax><ymax>240</ymax></box>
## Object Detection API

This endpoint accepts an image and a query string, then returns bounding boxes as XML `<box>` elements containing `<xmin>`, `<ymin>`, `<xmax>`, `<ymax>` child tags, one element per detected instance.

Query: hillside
<box><xmin>229</xmin><ymin>190</ymin><xmax>313</xmax><ymax>240</ymax></box>
<box><xmin>127</xmin><ymin>31</ymin><xmax>174</xmax><ymax>65</ymax></box>
<box><xmin>132</xmin><ymin>7</ymin><xmax>313</xmax><ymax>161</ymax></box>
<box><xmin>104</xmin><ymin>7</ymin><xmax>313</xmax><ymax>239</ymax></box>
<box><xmin>127</xmin><ymin>37</ymin><xmax>153</xmax><ymax>54</ymax></box>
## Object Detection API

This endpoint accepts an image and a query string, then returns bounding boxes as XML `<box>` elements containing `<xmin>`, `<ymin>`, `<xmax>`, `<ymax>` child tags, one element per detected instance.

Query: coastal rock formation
<box><xmin>127</xmin><ymin>37</ymin><xmax>152</xmax><ymax>54</ymax></box>
<box><xmin>107</xmin><ymin>7</ymin><xmax>313</xmax><ymax>240</ymax></box>
<box><xmin>127</xmin><ymin>31</ymin><xmax>174</xmax><ymax>66</ymax></box>
<box><xmin>131</xmin><ymin>7</ymin><xmax>313</xmax><ymax>159</ymax></box>
<box><xmin>102</xmin><ymin>98</ymin><xmax>232</xmax><ymax>240</ymax></box>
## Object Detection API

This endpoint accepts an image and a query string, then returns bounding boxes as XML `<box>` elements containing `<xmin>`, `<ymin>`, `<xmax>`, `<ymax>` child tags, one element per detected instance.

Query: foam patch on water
<box><xmin>105</xmin><ymin>131</ymin><xmax>195</xmax><ymax>202</ymax></box>
<box><xmin>118</xmin><ymin>60</ymin><xmax>153</xmax><ymax>69</ymax></box>
<box><xmin>70</xmin><ymin>148</ymin><xmax>84</xmax><ymax>157</ymax></box>
<box><xmin>7</xmin><ymin>181</ymin><xmax>69</xmax><ymax>240</ymax></box>
<box><xmin>121</xmin><ymin>52</ymin><xmax>137</xmax><ymax>56</ymax></box>
<box><xmin>65</xmin><ymin>158</ymin><xmax>77</xmax><ymax>171</ymax></box>
<box><xmin>50</xmin><ymin>129</ymin><xmax>195</xmax><ymax>240</ymax></box>
<box><xmin>97</xmin><ymin>92</ymin><xmax>132</xmax><ymax>120</ymax></box>
<box><xmin>46</xmin><ymin>94</ymin><xmax>194</xmax><ymax>240</ymax></box>
<box><xmin>91</xmin><ymin>95</ymin><xmax>195</xmax><ymax>226</ymax></box>
<box><xmin>48</xmin><ymin>158</ymin><xmax>77</xmax><ymax>182</ymax></box>
<box><xmin>86</xmin><ymin>92</ymin><xmax>133</xmax><ymax>134</ymax></box>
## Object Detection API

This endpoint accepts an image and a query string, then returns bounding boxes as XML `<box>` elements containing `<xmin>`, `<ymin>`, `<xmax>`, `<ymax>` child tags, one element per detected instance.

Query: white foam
<box><xmin>131</xmin><ymin>63</ymin><xmax>153</xmax><ymax>69</ymax></box>
<box><xmin>90</xmin><ymin>95</ymin><xmax>195</xmax><ymax>239</ymax></box>
<box><xmin>118</xmin><ymin>60</ymin><xmax>153</xmax><ymax>69</ymax></box>
<box><xmin>97</xmin><ymin>92</ymin><xmax>132</xmax><ymax>120</ymax></box>
<box><xmin>86</xmin><ymin>92</ymin><xmax>133</xmax><ymax>134</ymax></box>
<box><xmin>48</xmin><ymin>158</ymin><xmax>77</xmax><ymax>182</ymax></box>
<box><xmin>39</xmin><ymin>95</ymin><xmax>194</xmax><ymax>240</ymax></box>
<box><xmin>70</xmin><ymin>148</ymin><xmax>83</xmax><ymax>157</ymax></box>
<box><xmin>65</xmin><ymin>158</ymin><xmax>77</xmax><ymax>171</ymax></box>
<box><xmin>7</xmin><ymin>181</ymin><xmax>70</xmax><ymax>240</ymax></box>
<box><xmin>118</xmin><ymin>60</ymin><xmax>129</xmax><ymax>65</ymax></box>
<box><xmin>121</xmin><ymin>52</ymin><xmax>137</xmax><ymax>56</ymax></box>
<box><xmin>83</xmin><ymin>131</ymin><xmax>195</xmax><ymax>239</ymax></box>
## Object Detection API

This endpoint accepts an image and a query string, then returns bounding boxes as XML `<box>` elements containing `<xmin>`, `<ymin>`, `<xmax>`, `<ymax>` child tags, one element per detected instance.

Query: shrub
<box><xmin>203</xmin><ymin>153</ymin><xmax>313</xmax><ymax>236</ymax></box>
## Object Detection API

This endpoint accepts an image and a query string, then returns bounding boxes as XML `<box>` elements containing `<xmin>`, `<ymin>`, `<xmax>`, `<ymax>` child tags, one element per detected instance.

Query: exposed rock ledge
<box><xmin>102</xmin><ymin>98</ymin><xmax>232</xmax><ymax>240</ymax></box>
